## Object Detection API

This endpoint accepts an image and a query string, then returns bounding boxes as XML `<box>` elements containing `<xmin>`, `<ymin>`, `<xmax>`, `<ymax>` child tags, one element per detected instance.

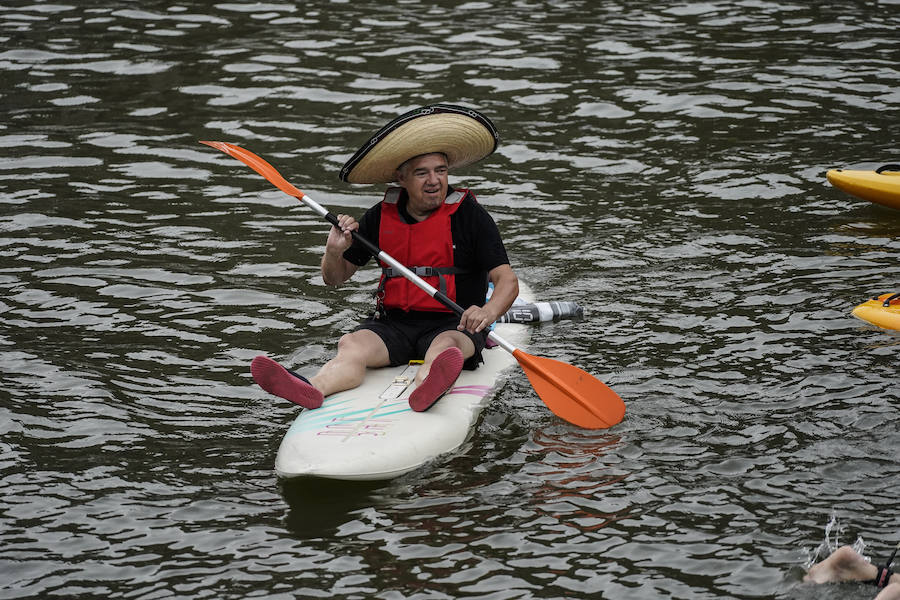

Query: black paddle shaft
<box><xmin>324</xmin><ymin>211</ymin><xmax>467</xmax><ymax>317</ymax></box>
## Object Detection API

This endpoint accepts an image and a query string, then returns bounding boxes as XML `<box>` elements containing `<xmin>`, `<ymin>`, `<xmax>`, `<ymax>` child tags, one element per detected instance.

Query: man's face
<box><xmin>396</xmin><ymin>153</ymin><xmax>449</xmax><ymax>218</ymax></box>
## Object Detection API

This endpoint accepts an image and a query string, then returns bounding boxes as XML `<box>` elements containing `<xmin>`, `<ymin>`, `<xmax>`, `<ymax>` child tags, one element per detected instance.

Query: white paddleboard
<box><xmin>274</xmin><ymin>282</ymin><xmax>533</xmax><ymax>480</ymax></box>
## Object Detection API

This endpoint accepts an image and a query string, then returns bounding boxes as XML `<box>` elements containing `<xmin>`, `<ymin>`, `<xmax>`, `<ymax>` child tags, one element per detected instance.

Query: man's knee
<box><xmin>336</xmin><ymin>330</ymin><xmax>389</xmax><ymax>366</ymax></box>
<box><xmin>336</xmin><ymin>331</ymin><xmax>369</xmax><ymax>356</ymax></box>
<box><xmin>429</xmin><ymin>330</ymin><xmax>475</xmax><ymax>357</ymax></box>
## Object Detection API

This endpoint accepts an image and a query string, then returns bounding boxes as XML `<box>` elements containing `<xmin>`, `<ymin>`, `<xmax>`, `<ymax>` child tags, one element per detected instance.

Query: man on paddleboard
<box><xmin>251</xmin><ymin>104</ymin><xmax>519</xmax><ymax>413</ymax></box>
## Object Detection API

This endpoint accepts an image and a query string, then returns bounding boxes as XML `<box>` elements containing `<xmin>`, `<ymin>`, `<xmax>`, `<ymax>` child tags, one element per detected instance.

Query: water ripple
<box><xmin>1</xmin><ymin>1</ymin><xmax>899</xmax><ymax>599</ymax></box>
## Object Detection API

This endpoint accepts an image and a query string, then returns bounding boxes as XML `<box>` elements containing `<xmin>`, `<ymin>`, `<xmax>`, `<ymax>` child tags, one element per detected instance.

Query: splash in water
<box><xmin>803</xmin><ymin>514</ymin><xmax>869</xmax><ymax>570</ymax></box>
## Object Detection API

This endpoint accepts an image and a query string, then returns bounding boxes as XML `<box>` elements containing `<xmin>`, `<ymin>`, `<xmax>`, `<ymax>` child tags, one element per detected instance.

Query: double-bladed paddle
<box><xmin>201</xmin><ymin>140</ymin><xmax>625</xmax><ymax>429</ymax></box>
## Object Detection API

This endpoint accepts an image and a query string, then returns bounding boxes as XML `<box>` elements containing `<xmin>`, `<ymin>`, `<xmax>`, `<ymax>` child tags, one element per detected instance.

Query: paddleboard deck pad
<box><xmin>852</xmin><ymin>293</ymin><xmax>900</xmax><ymax>331</ymax></box>
<box><xmin>827</xmin><ymin>165</ymin><xmax>900</xmax><ymax>210</ymax></box>
<box><xmin>275</xmin><ymin>284</ymin><xmax>534</xmax><ymax>480</ymax></box>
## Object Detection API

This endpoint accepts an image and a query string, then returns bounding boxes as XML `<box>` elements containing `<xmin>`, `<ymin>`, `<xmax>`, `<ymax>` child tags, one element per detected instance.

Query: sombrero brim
<box><xmin>340</xmin><ymin>104</ymin><xmax>499</xmax><ymax>184</ymax></box>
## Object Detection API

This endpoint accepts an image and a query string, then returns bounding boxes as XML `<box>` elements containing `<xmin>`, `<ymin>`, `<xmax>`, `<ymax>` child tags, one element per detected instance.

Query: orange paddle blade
<box><xmin>513</xmin><ymin>349</ymin><xmax>625</xmax><ymax>429</ymax></box>
<box><xmin>200</xmin><ymin>141</ymin><xmax>305</xmax><ymax>199</ymax></box>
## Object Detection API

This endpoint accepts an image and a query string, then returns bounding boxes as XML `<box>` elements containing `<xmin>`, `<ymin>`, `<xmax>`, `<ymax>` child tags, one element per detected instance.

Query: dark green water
<box><xmin>2</xmin><ymin>2</ymin><xmax>898</xmax><ymax>598</ymax></box>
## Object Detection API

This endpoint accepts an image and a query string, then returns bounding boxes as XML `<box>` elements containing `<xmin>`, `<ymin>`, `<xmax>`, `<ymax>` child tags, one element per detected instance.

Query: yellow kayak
<box><xmin>826</xmin><ymin>165</ymin><xmax>900</xmax><ymax>210</ymax></box>
<box><xmin>852</xmin><ymin>293</ymin><xmax>900</xmax><ymax>330</ymax></box>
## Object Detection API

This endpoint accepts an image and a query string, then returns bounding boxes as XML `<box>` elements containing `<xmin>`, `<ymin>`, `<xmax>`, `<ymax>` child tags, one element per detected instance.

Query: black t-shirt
<box><xmin>342</xmin><ymin>187</ymin><xmax>510</xmax><ymax>310</ymax></box>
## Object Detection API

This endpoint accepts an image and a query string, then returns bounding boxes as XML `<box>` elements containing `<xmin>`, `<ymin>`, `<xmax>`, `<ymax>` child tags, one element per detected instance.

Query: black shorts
<box><xmin>355</xmin><ymin>310</ymin><xmax>488</xmax><ymax>370</ymax></box>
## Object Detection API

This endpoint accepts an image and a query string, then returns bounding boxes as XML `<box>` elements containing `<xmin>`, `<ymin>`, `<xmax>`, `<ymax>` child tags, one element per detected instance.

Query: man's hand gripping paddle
<box><xmin>201</xmin><ymin>141</ymin><xmax>626</xmax><ymax>429</ymax></box>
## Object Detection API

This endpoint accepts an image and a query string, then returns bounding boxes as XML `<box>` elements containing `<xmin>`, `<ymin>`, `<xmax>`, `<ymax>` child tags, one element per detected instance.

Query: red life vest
<box><xmin>377</xmin><ymin>187</ymin><xmax>470</xmax><ymax>312</ymax></box>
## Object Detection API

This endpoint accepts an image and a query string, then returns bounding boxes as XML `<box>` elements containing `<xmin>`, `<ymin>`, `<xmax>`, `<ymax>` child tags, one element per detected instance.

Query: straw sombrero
<box><xmin>339</xmin><ymin>104</ymin><xmax>499</xmax><ymax>184</ymax></box>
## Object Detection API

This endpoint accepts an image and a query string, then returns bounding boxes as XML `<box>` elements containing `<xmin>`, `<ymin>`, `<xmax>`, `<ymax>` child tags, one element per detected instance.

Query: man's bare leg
<box><xmin>414</xmin><ymin>330</ymin><xmax>474</xmax><ymax>386</ymax></box>
<box><xmin>877</xmin><ymin>583</ymin><xmax>900</xmax><ymax>600</ymax></box>
<box><xmin>311</xmin><ymin>329</ymin><xmax>391</xmax><ymax>396</ymax></box>
<box><xmin>408</xmin><ymin>330</ymin><xmax>473</xmax><ymax>412</ymax></box>
<box><xmin>805</xmin><ymin>546</ymin><xmax>878</xmax><ymax>583</ymax></box>
<box><xmin>252</xmin><ymin>329</ymin><xmax>389</xmax><ymax>408</ymax></box>
<box><xmin>805</xmin><ymin>545</ymin><xmax>899</xmax><ymax>600</ymax></box>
